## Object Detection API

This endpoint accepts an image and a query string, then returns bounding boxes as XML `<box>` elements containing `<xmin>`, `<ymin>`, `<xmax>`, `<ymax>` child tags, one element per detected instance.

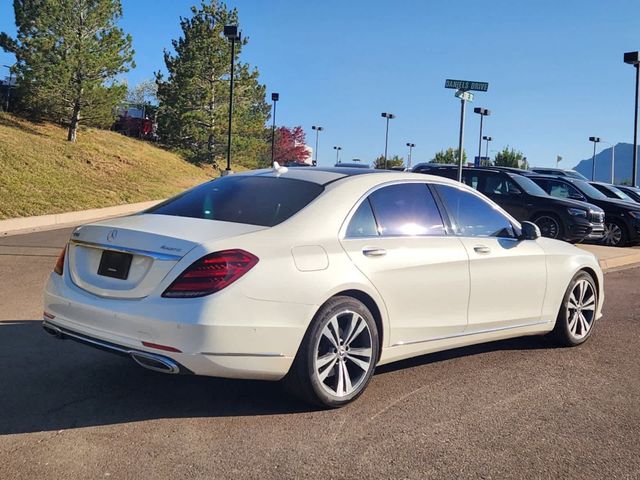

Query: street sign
<box><xmin>445</xmin><ymin>79</ymin><xmax>489</xmax><ymax>92</ymax></box>
<box><xmin>455</xmin><ymin>90</ymin><xmax>474</xmax><ymax>102</ymax></box>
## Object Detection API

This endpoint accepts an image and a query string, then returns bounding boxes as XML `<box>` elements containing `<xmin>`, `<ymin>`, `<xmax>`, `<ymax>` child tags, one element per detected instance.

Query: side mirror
<box><xmin>520</xmin><ymin>221</ymin><xmax>541</xmax><ymax>240</ymax></box>
<box><xmin>569</xmin><ymin>193</ymin><xmax>585</xmax><ymax>201</ymax></box>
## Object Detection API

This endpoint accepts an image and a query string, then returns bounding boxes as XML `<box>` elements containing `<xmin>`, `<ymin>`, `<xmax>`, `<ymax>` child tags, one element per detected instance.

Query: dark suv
<box><xmin>526</xmin><ymin>174</ymin><xmax>640</xmax><ymax>246</ymax></box>
<box><xmin>615</xmin><ymin>185</ymin><xmax>640</xmax><ymax>203</ymax></box>
<box><xmin>412</xmin><ymin>164</ymin><xmax>605</xmax><ymax>243</ymax></box>
<box><xmin>530</xmin><ymin>167</ymin><xmax>588</xmax><ymax>180</ymax></box>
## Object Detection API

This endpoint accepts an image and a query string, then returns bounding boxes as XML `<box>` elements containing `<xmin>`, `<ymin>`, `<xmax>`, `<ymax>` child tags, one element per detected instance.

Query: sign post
<box><xmin>446</xmin><ymin>79</ymin><xmax>489</xmax><ymax>182</ymax></box>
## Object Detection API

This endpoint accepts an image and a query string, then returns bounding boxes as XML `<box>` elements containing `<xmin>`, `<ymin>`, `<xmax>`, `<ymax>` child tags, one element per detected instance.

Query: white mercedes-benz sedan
<box><xmin>43</xmin><ymin>166</ymin><xmax>604</xmax><ymax>407</ymax></box>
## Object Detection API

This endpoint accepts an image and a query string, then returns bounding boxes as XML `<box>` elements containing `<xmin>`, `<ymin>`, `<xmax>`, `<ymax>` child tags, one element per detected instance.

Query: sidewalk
<box><xmin>578</xmin><ymin>244</ymin><xmax>640</xmax><ymax>272</ymax></box>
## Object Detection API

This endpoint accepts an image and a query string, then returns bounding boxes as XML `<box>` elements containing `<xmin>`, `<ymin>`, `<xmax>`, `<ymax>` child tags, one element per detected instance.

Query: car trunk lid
<box><xmin>68</xmin><ymin>214</ymin><xmax>266</xmax><ymax>299</ymax></box>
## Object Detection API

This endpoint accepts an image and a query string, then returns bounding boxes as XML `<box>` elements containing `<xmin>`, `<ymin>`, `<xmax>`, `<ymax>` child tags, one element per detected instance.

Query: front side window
<box><xmin>435</xmin><ymin>184</ymin><xmax>515</xmax><ymax>238</ymax></box>
<box><xmin>367</xmin><ymin>183</ymin><xmax>445</xmax><ymax>236</ymax></box>
<box><xmin>544</xmin><ymin>180</ymin><xmax>586</xmax><ymax>200</ymax></box>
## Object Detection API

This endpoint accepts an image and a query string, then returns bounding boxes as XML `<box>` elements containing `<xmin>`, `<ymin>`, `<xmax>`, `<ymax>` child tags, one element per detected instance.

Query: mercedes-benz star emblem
<box><xmin>106</xmin><ymin>229</ymin><xmax>118</xmax><ymax>242</ymax></box>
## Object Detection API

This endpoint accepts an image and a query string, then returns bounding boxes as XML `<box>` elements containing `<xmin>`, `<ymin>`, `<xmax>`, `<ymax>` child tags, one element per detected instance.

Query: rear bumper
<box><xmin>43</xmin><ymin>272</ymin><xmax>316</xmax><ymax>381</ymax></box>
<box><xmin>42</xmin><ymin>320</ymin><xmax>193</xmax><ymax>374</ymax></box>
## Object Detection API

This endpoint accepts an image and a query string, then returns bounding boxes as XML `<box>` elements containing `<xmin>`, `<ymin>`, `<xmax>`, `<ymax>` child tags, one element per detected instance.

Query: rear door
<box><xmin>433</xmin><ymin>183</ymin><xmax>547</xmax><ymax>331</ymax></box>
<box><xmin>340</xmin><ymin>182</ymin><xmax>470</xmax><ymax>346</ymax></box>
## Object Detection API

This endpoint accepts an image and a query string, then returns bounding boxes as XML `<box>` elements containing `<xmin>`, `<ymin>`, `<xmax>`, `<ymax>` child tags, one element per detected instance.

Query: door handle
<box><xmin>474</xmin><ymin>245</ymin><xmax>491</xmax><ymax>254</ymax></box>
<box><xmin>362</xmin><ymin>247</ymin><xmax>387</xmax><ymax>257</ymax></box>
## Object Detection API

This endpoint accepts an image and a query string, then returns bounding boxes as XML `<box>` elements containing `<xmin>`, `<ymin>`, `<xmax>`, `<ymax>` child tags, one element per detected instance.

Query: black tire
<box><xmin>533</xmin><ymin>213</ymin><xmax>563</xmax><ymax>240</ymax></box>
<box><xmin>601</xmin><ymin>220</ymin><xmax>628</xmax><ymax>247</ymax></box>
<box><xmin>284</xmin><ymin>296</ymin><xmax>379</xmax><ymax>408</ymax></box>
<box><xmin>551</xmin><ymin>271</ymin><xmax>598</xmax><ymax>347</ymax></box>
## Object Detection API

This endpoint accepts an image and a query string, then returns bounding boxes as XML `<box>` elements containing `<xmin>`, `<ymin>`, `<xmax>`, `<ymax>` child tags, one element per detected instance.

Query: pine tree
<box><xmin>0</xmin><ymin>0</ymin><xmax>135</xmax><ymax>142</ymax></box>
<box><xmin>155</xmin><ymin>1</ymin><xmax>270</xmax><ymax>169</ymax></box>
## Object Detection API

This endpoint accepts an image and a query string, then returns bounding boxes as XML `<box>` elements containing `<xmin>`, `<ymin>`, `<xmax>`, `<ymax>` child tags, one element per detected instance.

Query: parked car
<box><xmin>527</xmin><ymin>174</ymin><xmax>640</xmax><ymax>246</ymax></box>
<box><xmin>615</xmin><ymin>185</ymin><xmax>640</xmax><ymax>203</ymax></box>
<box><xmin>335</xmin><ymin>162</ymin><xmax>370</xmax><ymax>169</ymax></box>
<box><xmin>589</xmin><ymin>182</ymin><xmax>636</xmax><ymax>203</ymax></box>
<box><xmin>530</xmin><ymin>167</ymin><xmax>588</xmax><ymax>180</ymax></box>
<box><xmin>43</xmin><ymin>168</ymin><xmax>604</xmax><ymax>407</ymax></box>
<box><xmin>412</xmin><ymin>164</ymin><xmax>605</xmax><ymax>243</ymax></box>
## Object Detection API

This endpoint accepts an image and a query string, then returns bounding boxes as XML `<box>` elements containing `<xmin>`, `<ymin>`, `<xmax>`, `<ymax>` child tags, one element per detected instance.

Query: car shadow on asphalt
<box><xmin>0</xmin><ymin>320</ymin><xmax>555</xmax><ymax>435</ymax></box>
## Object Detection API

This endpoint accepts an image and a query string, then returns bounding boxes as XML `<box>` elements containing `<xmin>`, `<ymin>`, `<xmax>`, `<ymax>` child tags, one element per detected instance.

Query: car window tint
<box><xmin>346</xmin><ymin>199</ymin><xmax>378</xmax><ymax>237</ymax></box>
<box><xmin>368</xmin><ymin>183</ymin><xmax>445</xmax><ymax>236</ymax></box>
<box><xmin>547</xmin><ymin>180</ymin><xmax>580</xmax><ymax>199</ymax></box>
<box><xmin>146</xmin><ymin>176</ymin><xmax>323</xmax><ymax>227</ymax></box>
<box><xmin>480</xmin><ymin>175</ymin><xmax>522</xmax><ymax>195</ymax></box>
<box><xmin>435</xmin><ymin>184</ymin><xmax>515</xmax><ymax>238</ymax></box>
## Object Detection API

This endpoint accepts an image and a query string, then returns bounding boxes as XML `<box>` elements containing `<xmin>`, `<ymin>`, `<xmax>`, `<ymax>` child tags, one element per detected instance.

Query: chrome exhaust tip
<box><xmin>43</xmin><ymin>322</ymin><xmax>63</xmax><ymax>338</ymax></box>
<box><xmin>130</xmin><ymin>351</ymin><xmax>180</xmax><ymax>374</ymax></box>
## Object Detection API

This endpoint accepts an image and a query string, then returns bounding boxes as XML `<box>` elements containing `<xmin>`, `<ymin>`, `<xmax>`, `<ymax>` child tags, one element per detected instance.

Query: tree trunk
<box><xmin>68</xmin><ymin>100</ymin><xmax>81</xmax><ymax>142</ymax></box>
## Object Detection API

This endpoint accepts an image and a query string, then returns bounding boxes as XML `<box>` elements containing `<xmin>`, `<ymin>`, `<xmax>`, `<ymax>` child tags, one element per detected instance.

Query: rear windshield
<box><xmin>147</xmin><ymin>175</ymin><xmax>324</xmax><ymax>227</ymax></box>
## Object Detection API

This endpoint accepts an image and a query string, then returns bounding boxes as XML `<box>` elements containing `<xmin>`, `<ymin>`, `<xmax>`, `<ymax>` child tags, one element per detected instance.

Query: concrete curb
<box><xmin>578</xmin><ymin>244</ymin><xmax>640</xmax><ymax>273</ymax></box>
<box><xmin>0</xmin><ymin>199</ymin><xmax>164</xmax><ymax>237</ymax></box>
<box><xmin>598</xmin><ymin>251</ymin><xmax>640</xmax><ymax>272</ymax></box>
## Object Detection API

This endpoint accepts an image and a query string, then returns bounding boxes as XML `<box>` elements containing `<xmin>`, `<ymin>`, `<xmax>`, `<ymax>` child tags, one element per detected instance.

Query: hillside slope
<box><xmin>0</xmin><ymin>114</ymin><xmax>213</xmax><ymax>219</ymax></box>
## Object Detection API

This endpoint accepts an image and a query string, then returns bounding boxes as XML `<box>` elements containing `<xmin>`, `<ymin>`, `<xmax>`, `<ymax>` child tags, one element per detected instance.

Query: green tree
<box><xmin>430</xmin><ymin>148</ymin><xmax>467</xmax><ymax>165</ymax></box>
<box><xmin>155</xmin><ymin>1</ymin><xmax>270</xmax><ymax>169</ymax></box>
<box><xmin>494</xmin><ymin>146</ymin><xmax>526</xmax><ymax>168</ymax></box>
<box><xmin>373</xmin><ymin>154</ymin><xmax>404</xmax><ymax>169</ymax></box>
<box><xmin>1</xmin><ymin>0</ymin><xmax>135</xmax><ymax>141</ymax></box>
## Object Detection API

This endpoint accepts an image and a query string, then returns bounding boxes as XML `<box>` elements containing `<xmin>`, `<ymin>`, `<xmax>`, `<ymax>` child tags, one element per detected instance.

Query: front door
<box><xmin>434</xmin><ymin>183</ymin><xmax>547</xmax><ymax>331</ymax></box>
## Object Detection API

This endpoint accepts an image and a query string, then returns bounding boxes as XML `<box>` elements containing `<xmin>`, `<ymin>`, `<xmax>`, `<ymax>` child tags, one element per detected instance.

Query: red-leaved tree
<box><xmin>273</xmin><ymin>126</ymin><xmax>310</xmax><ymax>164</ymax></box>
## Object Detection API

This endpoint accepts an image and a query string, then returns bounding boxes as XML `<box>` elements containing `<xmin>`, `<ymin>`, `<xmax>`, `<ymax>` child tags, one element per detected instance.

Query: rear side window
<box><xmin>346</xmin><ymin>199</ymin><xmax>379</xmax><ymax>237</ymax></box>
<box><xmin>147</xmin><ymin>176</ymin><xmax>323</xmax><ymax>227</ymax></box>
<box><xmin>367</xmin><ymin>183</ymin><xmax>445</xmax><ymax>236</ymax></box>
<box><xmin>435</xmin><ymin>184</ymin><xmax>515</xmax><ymax>238</ymax></box>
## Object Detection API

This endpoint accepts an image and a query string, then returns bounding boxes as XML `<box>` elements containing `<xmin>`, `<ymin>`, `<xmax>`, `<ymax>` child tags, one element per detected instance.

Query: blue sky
<box><xmin>1</xmin><ymin>0</ymin><xmax>639</xmax><ymax>168</ymax></box>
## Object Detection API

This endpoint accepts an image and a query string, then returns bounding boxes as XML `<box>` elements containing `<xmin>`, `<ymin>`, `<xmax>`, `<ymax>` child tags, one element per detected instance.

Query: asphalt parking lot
<box><xmin>1</xmin><ymin>227</ymin><xmax>639</xmax><ymax>479</ymax></box>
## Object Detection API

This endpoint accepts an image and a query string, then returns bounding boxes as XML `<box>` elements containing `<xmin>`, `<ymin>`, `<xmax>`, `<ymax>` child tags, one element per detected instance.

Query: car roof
<box><xmin>531</xmin><ymin>167</ymin><xmax>575</xmax><ymax>172</ymax></box>
<box><xmin>233</xmin><ymin>166</ymin><xmax>464</xmax><ymax>188</ymax></box>
<box><xmin>232</xmin><ymin>166</ymin><xmax>384</xmax><ymax>185</ymax></box>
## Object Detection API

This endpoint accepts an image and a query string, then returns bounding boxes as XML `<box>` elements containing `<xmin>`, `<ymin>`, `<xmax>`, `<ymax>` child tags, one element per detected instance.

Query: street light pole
<box><xmin>482</xmin><ymin>135</ymin><xmax>492</xmax><ymax>165</ymax></box>
<box><xmin>270</xmin><ymin>93</ymin><xmax>279</xmax><ymax>165</ymax></box>
<box><xmin>624</xmin><ymin>51</ymin><xmax>640</xmax><ymax>187</ymax></box>
<box><xmin>311</xmin><ymin>125</ymin><xmax>323</xmax><ymax>166</ymax></box>
<box><xmin>599</xmin><ymin>140</ymin><xmax>616</xmax><ymax>184</ymax></box>
<box><xmin>333</xmin><ymin>146</ymin><xmax>342</xmax><ymax>164</ymax></box>
<box><xmin>589</xmin><ymin>136</ymin><xmax>601</xmax><ymax>181</ymax></box>
<box><xmin>474</xmin><ymin>107</ymin><xmax>490</xmax><ymax>167</ymax></box>
<box><xmin>223</xmin><ymin>25</ymin><xmax>241</xmax><ymax>175</ymax></box>
<box><xmin>457</xmin><ymin>96</ymin><xmax>467</xmax><ymax>182</ymax></box>
<box><xmin>381</xmin><ymin>112</ymin><xmax>395</xmax><ymax>169</ymax></box>
<box><xmin>406</xmin><ymin>142</ymin><xmax>415</xmax><ymax>169</ymax></box>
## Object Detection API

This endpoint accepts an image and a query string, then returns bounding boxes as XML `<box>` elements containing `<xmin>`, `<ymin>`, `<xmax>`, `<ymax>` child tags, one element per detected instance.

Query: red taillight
<box><xmin>162</xmin><ymin>249</ymin><xmax>259</xmax><ymax>298</ymax></box>
<box><xmin>53</xmin><ymin>246</ymin><xmax>66</xmax><ymax>275</ymax></box>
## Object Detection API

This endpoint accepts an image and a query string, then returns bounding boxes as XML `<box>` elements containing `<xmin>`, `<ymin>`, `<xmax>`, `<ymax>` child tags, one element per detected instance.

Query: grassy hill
<box><xmin>0</xmin><ymin>113</ymin><xmax>213</xmax><ymax>219</ymax></box>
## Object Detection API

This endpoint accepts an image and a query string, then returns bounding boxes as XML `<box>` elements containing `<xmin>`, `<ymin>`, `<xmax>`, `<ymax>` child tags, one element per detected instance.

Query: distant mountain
<box><xmin>574</xmin><ymin>143</ymin><xmax>640</xmax><ymax>184</ymax></box>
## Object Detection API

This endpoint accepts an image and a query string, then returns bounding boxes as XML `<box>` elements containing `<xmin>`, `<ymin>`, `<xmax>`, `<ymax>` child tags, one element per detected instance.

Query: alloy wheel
<box><xmin>602</xmin><ymin>222</ymin><xmax>623</xmax><ymax>246</ymax></box>
<box><xmin>313</xmin><ymin>310</ymin><xmax>373</xmax><ymax>398</ymax></box>
<box><xmin>566</xmin><ymin>279</ymin><xmax>596</xmax><ymax>340</ymax></box>
<box><xmin>535</xmin><ymin>216</ymin><xmax>560</xmax><ymax>239</ymax></box>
